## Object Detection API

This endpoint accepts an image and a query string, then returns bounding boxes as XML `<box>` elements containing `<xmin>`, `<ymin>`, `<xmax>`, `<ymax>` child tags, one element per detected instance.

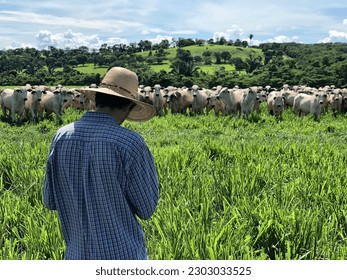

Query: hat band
<box><xmin>100</xmin><ymin>83</ymin><xmax>136</xmax><ymax>99</ymax></box>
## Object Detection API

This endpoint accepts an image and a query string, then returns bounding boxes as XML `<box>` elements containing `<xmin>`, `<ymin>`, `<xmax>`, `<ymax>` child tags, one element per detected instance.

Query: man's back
<box><xmin>43</xmin><ymin>111</ymin><xmax>159</xmax><ymax>259</ymax></box>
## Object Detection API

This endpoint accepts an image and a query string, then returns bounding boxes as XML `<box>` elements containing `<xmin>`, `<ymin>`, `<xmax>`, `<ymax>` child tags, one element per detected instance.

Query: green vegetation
<box><xmin>1</xmin><ymin>39</ymin><xmax>346</xmax><ymax>89</ymax></box>
<box><xmin>0</xmin><ymin>107</ymin><xmax>346</xmax><ymax>259</ymax></box>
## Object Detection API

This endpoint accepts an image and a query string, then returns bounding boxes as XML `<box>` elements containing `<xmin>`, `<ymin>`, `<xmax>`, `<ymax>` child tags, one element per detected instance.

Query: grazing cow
<box><xmin>241</xmin><ymin>87</ymin><xmax>259</xmax><ymax>118</ymax></box>
<box><xmin>62</xmin><ymin>89</ymin><xmax>88</xmax><ymax>111</ymax></box>
<box><xmin>190</xmin><ymin>85</ymin><xmax>208</xmax><ymax>116</ymax></box>
<box><xmin>0</xmin><ymin>87</ymin><xmax>28</xmax><ymax>123</ymax></box>
<box><xmin>329</xmin><ymin>90</ymin><xmax>343</xmax><ymax>117</ymax></box>
<box><xmin>25</xmin><ymin>85</ymin><xmax>47</xmax><ymax>122</ymax></box>
<box><xmin>253</xmin><ymin>90</ymin><xmax>267</xmax><ymax>114</ymax></box>
<box><xmin>217</xmin><ymin>87</ymin><xmax>243</xmax><ymax>117</ymax></box>
<box><xmin>168</xmin><ymin>88</ymin><xmax>193</xmax><ymax>114</ymax></box>
<box><xmin>38</xmin><ymin>87</ymin><xmax>73</xmax><ymax>124</ymax></box>
<box><xmin>206</xmin><ymin>94</ymin><xmax>226</xmax><ymax>116</ymax></box>
<box><xmin>293</xmin><ymin>92</ymin><xmax>327</xmax><ymax>121</ymax></box>
<box><xmin>139</xmin><ymin>86</ymin><xmax>153</xmax><ymax>105</ymax></box>
<box><xmin>282</xmin><ymin>90</ymin><xmax>299</xmax><ymax>109</ymax></box>
<box><xmin>267</xmin><ymin>91</ymin><xmax>285</xmax><ymax>120</ymax></box>
<box><xmin>152</xmin><ymin>84</ymin><xmax>168</xmax><ymax>116</ymax></box>
<box><xmin>341</xmin><ymin>91</ymin><xmax>347</xmax><ymax>114</ymax></box>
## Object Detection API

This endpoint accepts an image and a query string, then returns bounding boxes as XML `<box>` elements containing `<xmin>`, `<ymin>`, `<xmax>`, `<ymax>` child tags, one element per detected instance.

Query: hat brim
<box><xmin>77</xmin><ymin>87</ymin><xmax>156</xmax><ymax>122</ymax></box>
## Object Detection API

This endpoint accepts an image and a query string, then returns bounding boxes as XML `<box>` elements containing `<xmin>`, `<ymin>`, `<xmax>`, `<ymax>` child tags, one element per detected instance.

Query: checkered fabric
<box><xmin>43</xmin><ymin>112</ymin><xmax>159</xmax><ymax>259</ymax></box>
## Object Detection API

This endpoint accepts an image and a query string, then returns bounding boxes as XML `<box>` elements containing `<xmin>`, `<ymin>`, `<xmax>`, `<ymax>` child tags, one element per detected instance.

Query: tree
<box><xmin>249</xmin><ymin>34</ymin><xmax>254</xmax><ymax>47</ymax></box>
<box><xmin>138</xmin><ymin>40</ymin><xmax>152</xmax><ymax>51</ymax></box>
<box><xmin>231</xmin><ymin>57</ymin><xmax>247</xmax><ymax>71</ymax></box>
<box><xmin>75</xmin><ymin>54</ymin><xmax>88</xmax><ymax>66</ymax></box>
<box><xmin>246</xmin><ymin>53</ymin><xmax>262</xmax><ymax>73</ymax></box>
<box><xmin>241</xmin><ymin>41</ymin><xmax>249</xmax><ymax>48</ymax></box>
<box><xmin>234</xmin><ymin>39</ymin><xmax>242</xmax><ymax>47</ymax></box>
<box><xmin>195</xmin><ymin>39</ymin><xmax>206</xmax><ymax>46</ymax></box>
<box><xmin>170</xmin><ymin>48</ymin><xmax>198</xmax><ymax>76</ymax></box>
<box><xmin>220</xmin><ymin>51</ymin><xmax>231</xmax><ymax>63</ymax></box>
<box><xmin>202</xmin><ymin>50</ymin><xmax>212</xmax><ymax>65</ymax></box>
<box><xmin>334</xmin><ymin>61</ymin><xmax>347</xmax><ymax>86</ymax></box>
<box><xmin>176</xmin><ymin>38</ymin><xmax>196</xmax><ymax>48</ymax></box>
<box><xmin>158</xmin><ymin>39</ymin><xmax>170</xmax><ymax>49</ymax></box>
<box><xmin>217</xmin><ymin>37</ymin><xmax>227</xmax><ymax>45</ymax></box>
<box><xmin>213</xmin><ymin>52</ymin><xmax>222</xmax><ymax>64</ymax></box>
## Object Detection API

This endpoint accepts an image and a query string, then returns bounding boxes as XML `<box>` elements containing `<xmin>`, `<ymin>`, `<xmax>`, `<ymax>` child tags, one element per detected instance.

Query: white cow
<box><xmin>342</xmin><ymin>91</ymin><xmax>347</xmax><ymax>114</ymax></box>
<box><xmin>206</xmin><ymin>94</ymin><xmax>226</xmax><ymax>116</ymax></box>
<box><xmin>329</xmin><ymin>90</ymin><xmax>343</xmax><ymax>117</ymax></box>
<box><xmin>152</xmin><ymin>84</ymin><xmax>168</xmax><ymax>116</ymax></box>
<box><xmin>282</xmin><ymin>90</ymin><xmax>299</xmax><ymax>109</ymax></box>
<box><xmin>293</xmin><ymin>92</ymin><xmax>327</xmax><ymax>121</ymax></box>
<box><xmin>168</xmin><ymin>87</ymin><xmax>193</xmax><ymax>114</ymax></box>
<box><xmin>39</xmin><ymin>87</ymin><xmax>73</xmax><ymax>124</ymax></box>
<box><xmin>25</xmin><ymin>85</ymin><xmax>47</xmax><ymax>122</ymax></box>
<box><xmin>267</xmin><ymin>91</ymin><xmax>285</xmax><ymax>120</ymax></box>
<box><xmin>139</xmin><ymin>86</ymin><xmax>153</xmax><ymax>105</ymax></box>
<box><xmin>217</xmin><ymin>87</ymin><xmax>243</xmax><ymax>117</ymax></box>
<box><xmin>0</xmin><ymin>87</ymin><xmax>28</xmax><ymax>123</ymax></box>
<box><xmin>190</xmin><ymin>85</ymin><xmax>208</xmax><ymax>116</ymax></box>
<box><xmin>62</xmin><ymin>89</ymin><xmax>88</xmax><ymax>111</ymax></box>
<box><xmin>241</xmin><ymin>86</ymin><xmax>259</xmax><ymax>118</ymax></box>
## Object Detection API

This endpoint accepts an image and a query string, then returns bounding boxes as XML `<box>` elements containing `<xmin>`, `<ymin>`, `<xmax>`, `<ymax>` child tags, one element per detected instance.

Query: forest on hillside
<box><xmin>0</xmin><ymin>37</ymin><xmax>346</xmax><ymax>89</ymax></box>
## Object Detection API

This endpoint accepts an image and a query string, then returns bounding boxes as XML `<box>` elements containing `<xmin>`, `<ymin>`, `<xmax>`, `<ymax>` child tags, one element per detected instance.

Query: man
<box><xmin>43</xmin><ymin>67</ymin><xmax>159</xmax><ymax>260</ymax></box>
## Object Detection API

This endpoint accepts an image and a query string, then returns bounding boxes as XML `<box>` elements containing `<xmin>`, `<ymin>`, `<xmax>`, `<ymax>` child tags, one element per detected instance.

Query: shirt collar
<box><xmin>80</xmin><ymin>111</ymin><xmax>119</xmax><ymax>126</ymax></box>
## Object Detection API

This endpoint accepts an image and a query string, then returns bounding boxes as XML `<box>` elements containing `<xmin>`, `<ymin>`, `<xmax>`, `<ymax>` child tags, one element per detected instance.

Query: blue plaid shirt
<box><xmin>43</xmin><ymin>111</ymin><xmax>159</xmax><ymax>260</ymax></box>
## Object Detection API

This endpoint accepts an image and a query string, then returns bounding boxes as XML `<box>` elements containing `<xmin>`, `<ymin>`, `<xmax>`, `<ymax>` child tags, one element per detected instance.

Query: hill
<box><xmin>0</xmin><ymin>41</ymin><xmax>346</xmax><ymax>88</ymax></box>
<box><xmin>136</xmin><ymin>44</ymin><xmax>262</xmax><ymax>74</ymax></box>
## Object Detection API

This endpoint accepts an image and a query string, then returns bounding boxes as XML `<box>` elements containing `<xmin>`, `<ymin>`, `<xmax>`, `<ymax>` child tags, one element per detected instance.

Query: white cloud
<box><xmin>1</xmin><ymin>1</ymin><xmax>347</xmax><ymax>49</ymax></box>
<box><xmin>213</xmin><ymin>25</ymin><xmax>244</xmax><ymax>42</ymax></box>
<box><xmin>36</xmin><ymin>29</ymin><xmax>105</xmax><ymax>50</ymax></box>
<box><xmin>320</xmin><ymin>30</ymin><xmax>347</xmax><ymax>43</ymax></box>
<box><xmin>266</xmin><ymin>35</ymin><xmax>301</xmax><ymax>44</ymax></box>
<box><xmin>104</xmin><ymin>37</ymin><xmax>129</xmax><ymax>46</ymax></box>
<box><xmin>148</xmin><ymin>35</ymin><xmax>173</xmax><ymax>45</ymax></box>
<box><xmin>320</xmin><ymin>19</ymin><xmax>347</xmax><ymax>43</ymax></box>
<box><xmin>6</xmin><ymin>41</ymin><xmax>34</xmax><ymax>49</ymax></box>
<box><xmin>0</xmin><ymin>10</ymin><xmax>144</xmax><ymax>32</ymax></box>
<box><xmin>141</xmin><ymin>28</ymin><xmax>197</xmax><ymax>36</ymax></box>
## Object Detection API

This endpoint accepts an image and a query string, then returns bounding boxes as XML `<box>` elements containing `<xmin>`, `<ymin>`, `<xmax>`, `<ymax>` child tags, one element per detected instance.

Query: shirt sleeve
<box><xmin>43</xmin><ymin>158</ymin><xmax>57</xmax><ymax>210</ymax></box>
<box><xmin>43</xmin><ymin>135</ymin><xmax>59</xmax><ymax>210</ymax></box>
<box><xmin>125</xmin><ymin>145</ymin><xmax>159</xmax><ymax>220</ymax></box>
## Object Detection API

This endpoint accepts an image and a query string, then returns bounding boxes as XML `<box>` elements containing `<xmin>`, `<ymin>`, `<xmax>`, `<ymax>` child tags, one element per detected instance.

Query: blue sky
<box><xmin>0</xmin><ymin>0</ymin><xmax>347</xmax><ymax>50</ymax></box>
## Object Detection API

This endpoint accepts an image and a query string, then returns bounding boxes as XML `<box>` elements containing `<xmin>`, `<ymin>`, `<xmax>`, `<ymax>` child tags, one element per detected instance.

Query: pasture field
<box><xmin>137</xmin><ymin>44</ymin><xmax>263</xmax><ymax>61</ymax></box>
<box><xmin>0</xmin><ymin>106</ymin><xmax>346</xmax><ymax>260</ymax></box>
<box><xmin>134</xmin><ymin>44</ymin><xmax>260</xmax><ymax>73</ymax></box>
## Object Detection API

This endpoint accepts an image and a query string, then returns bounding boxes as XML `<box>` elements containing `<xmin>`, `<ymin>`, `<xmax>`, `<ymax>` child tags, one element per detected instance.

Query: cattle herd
<box><xmin>138</xmin><ymin>83</ymin><xmax>347</xmax><ymax>121</ymax></box>
<box><xmin>0</xmin><ymin>84</ymin><xmax>94</xmax><ymax>124</ymax></box>
<box><xmin>0</xmin><ymin>83</ymin><xmax>346</xmax><ymax>125</ymax></box>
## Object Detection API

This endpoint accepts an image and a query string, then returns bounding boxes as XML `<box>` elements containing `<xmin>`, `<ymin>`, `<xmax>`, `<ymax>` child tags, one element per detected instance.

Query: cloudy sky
<box><xmin>0</xmin><ymin>0</ymin><xmax>347</xmax><ymax>50</ymax></box>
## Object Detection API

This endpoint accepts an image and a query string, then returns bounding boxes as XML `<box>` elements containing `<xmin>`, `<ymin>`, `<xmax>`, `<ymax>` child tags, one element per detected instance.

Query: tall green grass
<box><xmin>0</xmin><ymin>107</ymin><xmax>346</xmax><ymax>259</ymax></box>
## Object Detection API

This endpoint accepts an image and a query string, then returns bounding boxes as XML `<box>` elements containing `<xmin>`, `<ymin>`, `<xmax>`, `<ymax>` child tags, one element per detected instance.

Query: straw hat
<box><xmin>78</xmin><ymin>67</ymin><xmax>156</xmax><ymax>122</ymax></box>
